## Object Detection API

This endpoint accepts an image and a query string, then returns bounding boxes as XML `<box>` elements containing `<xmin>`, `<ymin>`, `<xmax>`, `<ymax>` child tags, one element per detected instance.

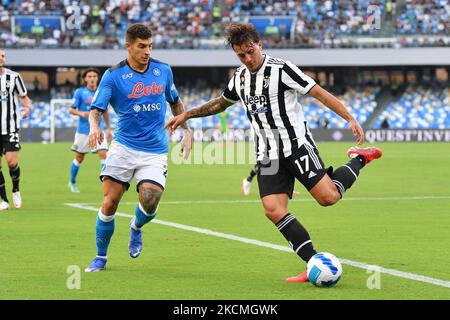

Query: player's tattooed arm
<box><xmin>165</xmin><ymin>96</ymin><xmax>233</xmax><ymax>133</ymax></box>
<box><xmin>186</xmin><ymin>96</ymin><xmax>233</xmax><ymax>119</ymax></box>
<box><xmin>169</xmin><ymin>99</ymin><xmax>189</xmax><ymax>130</ymax></box>
<box><xmin>89</xmin><ymin>108</ymin><xmax>104</xmax><ymax>128</ymax></box>
<box><xmin>88</xmin><ymin>108</ymin><xmax>105</xmax><ymax>148</ymax></box>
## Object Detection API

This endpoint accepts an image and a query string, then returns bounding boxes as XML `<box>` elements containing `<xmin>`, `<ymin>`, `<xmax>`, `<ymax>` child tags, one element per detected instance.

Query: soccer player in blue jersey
<box><xmin>84</xmin><ymin>24</ymin><xmax>192</xmax><ymax>272</ymax></box>
<box><xmin>68</xmin><ymin>68</ymin><xmax>112</xmax><ymax>193</ymax></box>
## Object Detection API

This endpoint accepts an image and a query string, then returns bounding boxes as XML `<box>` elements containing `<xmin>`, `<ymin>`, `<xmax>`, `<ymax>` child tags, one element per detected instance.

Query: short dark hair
<box><xmin>126</xmin><ymin>23</ymin><xmax>152</xmax><ymax>43</ymax></box>
<box><xmin>225</xmin><ymin>23</ymin><xmax>260</xmax><ymax>48</ymax></box>
<box><xmin>81</xmin><ymin>67</ymin><xmax>100</xmax><ymax>80</ymax></box>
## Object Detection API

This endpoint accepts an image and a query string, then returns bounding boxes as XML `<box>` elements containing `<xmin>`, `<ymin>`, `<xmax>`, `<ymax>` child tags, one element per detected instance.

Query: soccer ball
<box><xmin>307</xmin><ymin>252</ymin><xmax>342</xmax><ymax>287</ymax></box>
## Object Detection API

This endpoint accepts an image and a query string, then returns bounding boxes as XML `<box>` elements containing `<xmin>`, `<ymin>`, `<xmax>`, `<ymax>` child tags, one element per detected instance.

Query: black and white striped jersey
<box><xmin>222</xmin><ymin>54</ymin><xmax>317</xmax><ymax>161</ymax></box>
<box><xmin>0</xmin><ymin>68</ymin><xmax>27</xmax><ymax>134</ymax></box>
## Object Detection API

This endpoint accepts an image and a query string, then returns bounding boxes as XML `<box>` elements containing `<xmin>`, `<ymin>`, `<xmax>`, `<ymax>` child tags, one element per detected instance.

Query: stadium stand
<box><xmin>1</xmin><ymin>0</ymin><xmax>448</xmax><ymax>49</ymax></box>
<box><xmin>21</xmin><ymin>82</ymin><xmax>449</xmax><ymax>131</ymax></box>
<box><xmin>374</xmin><ymin>84</ymin><xmax>450</xmax><ymax>129</ymax></box>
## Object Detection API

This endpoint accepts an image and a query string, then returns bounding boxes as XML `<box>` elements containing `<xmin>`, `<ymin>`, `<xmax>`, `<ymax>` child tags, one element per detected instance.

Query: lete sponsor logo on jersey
<box><xmin>128</xmin><ymin>82</ymin><xmax>163</xmax><ymax>98</ymax></box>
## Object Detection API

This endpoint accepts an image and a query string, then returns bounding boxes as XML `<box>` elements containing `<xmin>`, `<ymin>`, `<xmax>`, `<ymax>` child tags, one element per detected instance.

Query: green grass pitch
<box><xmin>0</xmin><ymin>141</ymin><xmax>449</xmax><ymax>299</ymax></box>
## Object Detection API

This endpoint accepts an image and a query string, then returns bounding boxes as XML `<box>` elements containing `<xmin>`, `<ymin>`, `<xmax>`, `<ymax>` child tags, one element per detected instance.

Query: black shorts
<box><xmin>257</xmin><ymin>144</ymin><xmax>330</xmax><ymax>199</ymax></box>
<box><xmin>0</xmin><ymin>133</ymin><xmax>21</xmax><ymax>155</ymax></box>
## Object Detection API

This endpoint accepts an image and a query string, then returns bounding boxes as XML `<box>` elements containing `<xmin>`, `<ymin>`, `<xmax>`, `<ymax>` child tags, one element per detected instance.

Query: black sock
<box><xmin>0</xmin><ymin>169</ymin><xmax>8</xmax><ymax>202</ymax></box>
<box><xmin>331</xmin><ymin>156</ymin><xmax>365</xmax><ymax>197</ymax></box>
<box><xmin>275</xmin><ymin>213</ymin><xmax>317</xmax><ymax>262</ymax></box>
<box><xmin>246</xmin><ymin>164</ymin><xmax>260</xmax><ymax>182</ymax></box>
<box><xmin>9</xmin><ymin>165</ymin><xmax>20</xmax><ymax>193</ymax></box>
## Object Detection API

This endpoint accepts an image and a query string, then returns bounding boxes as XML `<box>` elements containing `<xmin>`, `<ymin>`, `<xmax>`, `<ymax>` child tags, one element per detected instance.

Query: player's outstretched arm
<box><xmin>309</xmin><ymin>85</ymin><xmax>364</xmax><ymax>145</ymax></box>
<box><xmin>89</xmin><ymin>108</ymin><xmax>104</xmax><ymax>149</ymax></box>
<box><xmin>165</xmin><ymin>96</ymin><xmax>233</xmax><ymax>133</ymax></box>
<box><xmin>169</xmin><ymin>98</ymin><xmax>193</xmax><ymax>160</ymax></box>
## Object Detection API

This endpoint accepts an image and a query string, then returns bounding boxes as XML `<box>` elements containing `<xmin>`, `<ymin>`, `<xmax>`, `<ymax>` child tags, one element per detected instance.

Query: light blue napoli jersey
<box><xmin>91</xmin><ymin>59</ymin><xmax>179</xmax><ymax>154</ymax></box>
<box><xmin>71</xmin><ymin>86</ymin><xmax>105</xmax><ymax>134</ymax></box>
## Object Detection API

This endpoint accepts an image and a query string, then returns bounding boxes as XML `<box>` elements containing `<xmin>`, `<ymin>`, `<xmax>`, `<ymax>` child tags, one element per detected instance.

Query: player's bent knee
<box><xmin>264</xmin><ymin>207</ymin><xmax>286</xmax><ymax>223</ymax></box>
<box><xmin>7</xmin><ymin>161</ymin><xmax>18</xmax><ymax>169</ymax></box>
<box><xmin>317</xmin><ymin>191</ymin><xmax>340</xmax><ymax>207</ymax></box>
<box><xmin>102</xmin><ymin>197</ymin><xmax>121</xmax><ymax>214</ymax></box>
<box><xmin>140</xmin><ymin>188</ymin><xmax>162</xmax><ymax>213</ymax></box>
<box><xmin>75</xmin><ymin>154</ymin><xmax>85</xmax><ymax>163</ymax></box>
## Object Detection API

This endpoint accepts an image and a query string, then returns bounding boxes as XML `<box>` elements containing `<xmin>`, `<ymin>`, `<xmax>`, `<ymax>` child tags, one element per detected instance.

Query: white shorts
<box><xmin>72</xmin><ymin>132</ymin><xmax>108</xmax><ymax>154</ymax></box>
<box><xmin>100</xmin><ymin>141</ymin><xmax>168</xmax><ymax>191</ymax></box>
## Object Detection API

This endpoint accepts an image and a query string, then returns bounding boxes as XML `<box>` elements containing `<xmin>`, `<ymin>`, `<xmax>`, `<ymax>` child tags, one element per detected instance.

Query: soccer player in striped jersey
<box><xmin>0</xmin><ymin>49</ymin><xmax>32</xmax><ymax>211</ymax></box>
<box><xmin>68</xmin><ymin>68</ymin><xmax>111</xmax><ymax>193</ymax></box>
<box><xmin>166</xmin><ymin>23</ymin><xmax>382</xmax><ymax>283</ymax></box>
<box><xmin>84</xmin><ymin>24</ymin><xmax>192</xmax><ymax>272</ymax></box>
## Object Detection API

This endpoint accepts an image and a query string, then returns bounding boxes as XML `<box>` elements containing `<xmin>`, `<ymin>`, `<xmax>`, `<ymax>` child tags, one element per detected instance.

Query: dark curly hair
<box><xmin>81</xmin><ymin>67</ymin><xmax>100</xmax><ymax>85</ymax></box>
<box><xmin>225</xmin><ymin>23</ymin><xmax>260</xmax><ymax>48</ymax></box>
<box><xmin>126</xmin><ymin>23</ymin><xmax>152</xmax><ymax>43</ymax></box>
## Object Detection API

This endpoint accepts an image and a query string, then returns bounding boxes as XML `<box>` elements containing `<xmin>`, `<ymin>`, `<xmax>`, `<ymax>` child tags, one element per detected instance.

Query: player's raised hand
<box><xmin>165</xmin><ymin>113</ymin><xmax>189</xmax><ymax>133</ymax></box>
<box><xmin>180</xmin><ymin>128</ymin><xmax>193</xmax><ymax>160</ymax></box>
<box><xmin>348</xmin><ymin>118</ymin><xmax>364</xmax><ymax>145</ymax></box>
<box><xmin>89</xmin><ymin>126</ymin><xmax>104</xmax><ymax>149</ymax></box>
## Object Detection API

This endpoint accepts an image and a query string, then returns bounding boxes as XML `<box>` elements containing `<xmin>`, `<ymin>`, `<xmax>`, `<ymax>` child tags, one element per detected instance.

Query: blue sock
<box><xmin>96</xmin><ymin>210</ymin><xmax>115</xmax><ymax>257</ymax></box>
<box><xmin>133</xmin><ymin>203</ymin><xmax>156</xmax><ymax>229</ymax></box>
<box><xmin>70</xmin><ymin>160</ymin><xmax>80</xmax><ymax>184</ymax></box>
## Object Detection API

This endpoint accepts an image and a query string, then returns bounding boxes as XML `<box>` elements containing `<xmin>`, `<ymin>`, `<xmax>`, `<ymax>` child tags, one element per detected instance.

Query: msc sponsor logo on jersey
<box><xmin>132</xmin><ymin>103</ymin><xmax>162</xmax><ymax>112</ymax></box>
<box><xmin>128</xmin><ymin>82</ymin><xmax>163</xmax><ymax>99</ymax></box>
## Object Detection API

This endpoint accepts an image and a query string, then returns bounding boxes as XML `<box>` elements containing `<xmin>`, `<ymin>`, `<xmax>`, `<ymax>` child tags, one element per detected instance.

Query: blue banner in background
<box><xmin>14</xmin><ymin>16</ymin><xmax>62</xmax><ymax>34</ymax></box>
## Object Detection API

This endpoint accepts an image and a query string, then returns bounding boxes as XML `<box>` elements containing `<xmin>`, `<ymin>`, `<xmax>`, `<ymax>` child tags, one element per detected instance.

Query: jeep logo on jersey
<box><xmin>128</xmin><ymin>82</ymin><xmax>163</xmax><ymax>98</ymax></box>
<box><xmin>133</xmin><ymin>103</ymin><xmax>162</xmax><ymax>112</ymax></box>
<box><xmin>244</xmin><ymin>94</ymin><xmax>267</xmax><ymax>107</ymax></box>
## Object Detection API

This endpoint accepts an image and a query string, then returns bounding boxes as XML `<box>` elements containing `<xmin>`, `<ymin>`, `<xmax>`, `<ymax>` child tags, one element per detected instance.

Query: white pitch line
<box><xmin>65</xmin><ymin>202</ymin><xmax>450</xmax><ymax>290</ymax></box>
<box><xmin>70</xmin><ymin>195</ymin><xmax>450</xmax><ymax>206</ymax></box>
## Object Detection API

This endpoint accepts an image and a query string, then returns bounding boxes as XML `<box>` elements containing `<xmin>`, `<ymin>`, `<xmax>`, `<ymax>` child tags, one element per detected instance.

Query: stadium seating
<box><xmin>1</xmin><ymin>0</ymin><xmax>448</xmax><ymax>49</ymax></box>
<box><xmin>374</xmin><ymin>85</ymin><xmax>450</xmax><ymax>129</ymax></box>
<box><xmin>20</xmin><ymin>84</ymin><xmax>450</xmax><ymax>130</ymax></box>
<box><xmin>303</xmin><ymin>85</ymin><xmax>380</xmax><ymax>128</ymax></box>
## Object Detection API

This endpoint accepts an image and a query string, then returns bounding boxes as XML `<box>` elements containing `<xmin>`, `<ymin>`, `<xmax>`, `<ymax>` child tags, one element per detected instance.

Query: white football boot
<box><xmin>0</xmin><ymin>200</ymin><xmax>10</xmax><ymax>211</ymax></box>
<box><xmin>12</xmin><ymin>191</ymin><xmax>22</xmax><ymax>208</ymax></box>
